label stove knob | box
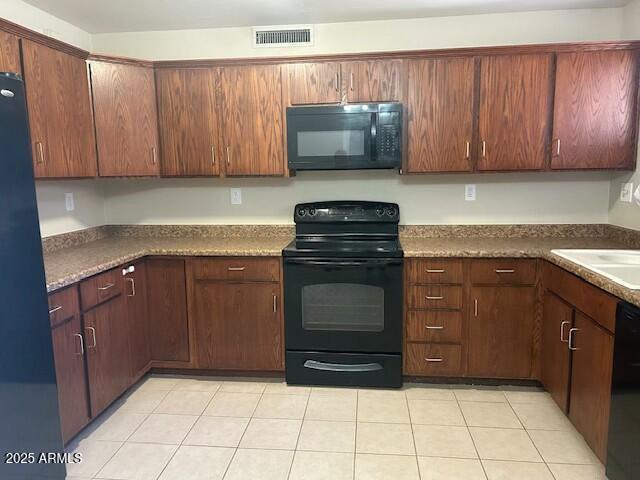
[308,208,317,216]
[376,206,385,217]
[386,207,397,217]
[297,208,306,217]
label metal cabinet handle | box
[97,283,115,291]
[48,305,63,315]
[426,269,445,273]
[426,325,444,330]
[86,327,97,348]
[568,328,579,351]
[35,141,45,164]
[226,146,230,166]
[335,72,340,92]
[304,360,382,372]
[152,147,157,164]
[481,140,486,158]
[126,278,136,297]
[349,72,354,91]
[73,333,84,355]
[560,320,570,342]
[227,266,245,271]
[465,141,470,159]
[211,146,216,165]
[426,296,444,300]
[474,298,478,317]
[554,138,561,157]
[425,358,443,362]
[273,295,277,313]
[495,269,515,274]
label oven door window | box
[301,283,384,332]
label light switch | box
[230,188,242,205]
[65,192,75,211]
[620,182,633,203]
[465,184,476,201]
[634,184,640,206]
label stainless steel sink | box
[551,249,640,290]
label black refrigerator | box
[0,73,66,479]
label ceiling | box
[23,0,631,34]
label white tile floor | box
[64,375,607,480]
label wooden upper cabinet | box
[406,57,475,173]
[478,54,553,171]
[0,31,21,74]
[156,67,220,176]
[219,64,284,176]
[552,50,639,170]
[21,40,97,178]
[344,59,406,103]
[285,62,341,105]
[90,61,160,177]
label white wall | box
[91,7,623,60]
[608,0,640,231]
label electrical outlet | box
[620,182,633,203]
[465,184,476,201]
[64,192,75,211]
[230,188,242,205]
[634,184,640,206]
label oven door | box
[284,257,402,353]
[287,111,375,170]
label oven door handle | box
[303,360,384,372]
[285,259,402,267]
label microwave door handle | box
[370,112,377,160]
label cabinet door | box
[146,259,190,362]
[90,61,160,176]
[569,312,614,462]
[468,286,536,378]
[193,282,283,370]
[552,50,639,170]
[51,315,90,443]
[0,31,21,74]
[219,64,284,176]
[406,57,475,172]
[125,262,150,378]
[285,62,341,105]
[22,40,97,178]
[344,59,405,103]
[84,296,131,415]
[541,291,573,412]
[156,68,220,176]
[478,54,552,171]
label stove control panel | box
[294,201,400,223]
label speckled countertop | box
[43,224,640,308]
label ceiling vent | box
[252,25,314,48]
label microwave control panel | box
[377,111,401,160]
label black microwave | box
[286,103,402,171]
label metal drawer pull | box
[73,334,84,355]
[226,146,230,166]
[426,325,444,330]
[555,138,561,156]
[465,141,470,159]
[568,328,579,351]
[474,298,478,317]
[560,320,570,342]
[273,295,277,313]
[86,327,97,348]
[303,360,383,372]
[495,269,515,273]
[97,283,115,291]
[48,305,63,315]
[126,278,136,297]
[426,269,445,273]
[425,358,443,362]
[481,140,486,157]
[35,141,45,164]
[426,296,444,300]
[227,266,246,271]
[152,147,157,164]
[211,145,216,165]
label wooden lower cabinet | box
[84,296,132,415]
[146,258,190,363]
[51,314,90,443]
[405,343,462,376]
[541,291,573,412]
[124,262,151,378]
[569,312,614,462]
[468,285,536,378]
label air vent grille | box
[253,26,313,48]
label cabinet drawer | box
[470,259,537,285]
[408,285,463,310]
[80,268,123,311]
[193,257,280,282]
[407,259,463,285]
[405,343,462,376]
[48,286,80,327]
[406,311,463,343]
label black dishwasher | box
[607,302,640,480]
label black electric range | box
[283,201,403,388]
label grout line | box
[353,390,358,480]
[285,385,311,480]
[404,389,422,480]
[455,388,489,480]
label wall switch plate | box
[230,188,242,205]
[64,192,75,211]
[634,184,640,206]
[620,182,633,203]
[465,184,476,201]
